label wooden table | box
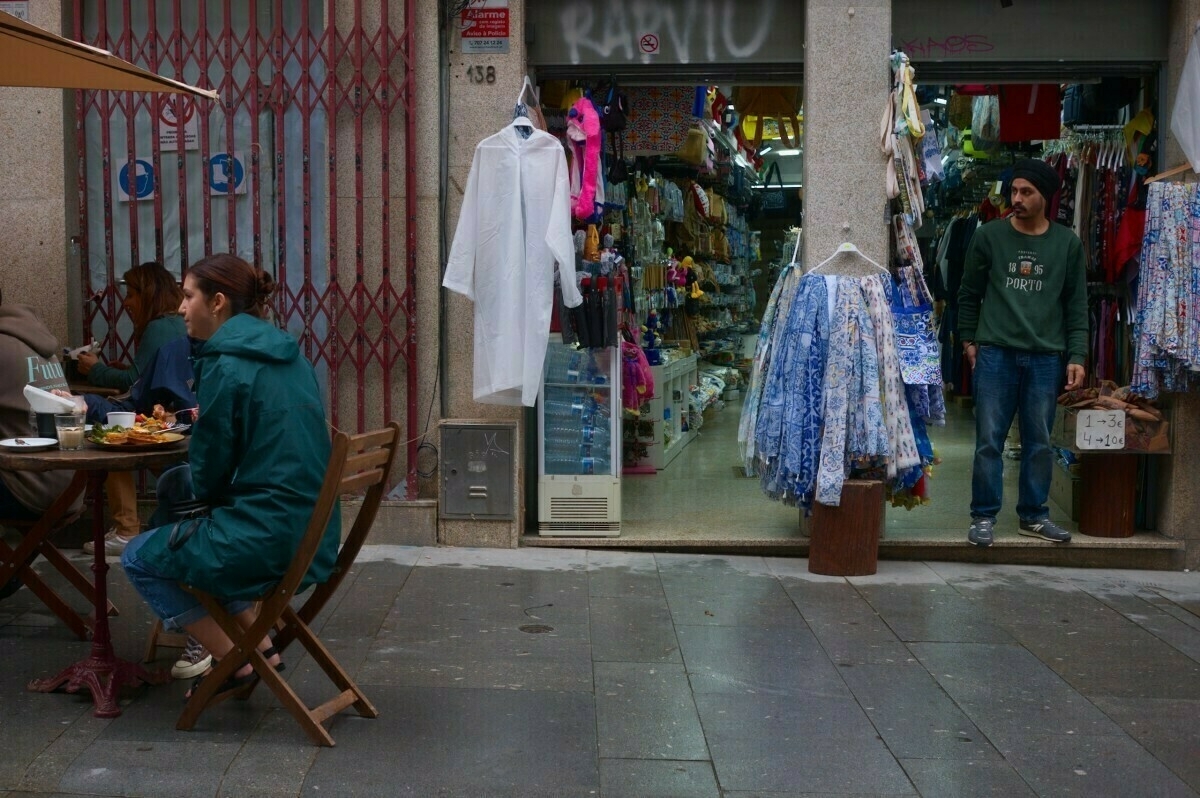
[0,442,189,717]
[68,382,124,398]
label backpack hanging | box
[599,77,628,132]
[607,132,629,184]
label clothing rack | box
[1068,124,1126,131]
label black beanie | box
[1010,158,1061,203]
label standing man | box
[958,158,1088,548]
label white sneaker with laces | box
[171,637,213,680]
[82,529,133,556]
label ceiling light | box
[934,97,948,105]
[759,144,774,155]
[772,149,801,157]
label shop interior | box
[527,67,1165,546]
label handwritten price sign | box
[1076,409,1125,450]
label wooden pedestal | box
[1079,453,1137,538]
[809,479,884,576]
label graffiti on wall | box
[553,0,781,64]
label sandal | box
[184,660,256,702]
[183,647,286,702]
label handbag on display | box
[678,126,709,166]
[599,77,628,132]
[607,133,629,184]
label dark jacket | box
[0,305,76,513]
[136,314,338,599]
[83,335,198,424]
[85,314,187,390]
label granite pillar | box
[803,0,892,274]
[438,0,531,547]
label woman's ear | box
[211,291,231,318]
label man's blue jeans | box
[971,345,1063,523]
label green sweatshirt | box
[86,314,187,389]
[957,219,1089,365]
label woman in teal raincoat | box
[122,253,338,696]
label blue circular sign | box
[209,153,245,193]
[118,159,155,200]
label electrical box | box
[439,421,516,520]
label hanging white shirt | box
[443,124,582,407]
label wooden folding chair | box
[176,422,400,746]
[0,472,117,639]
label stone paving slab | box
[0,547,1199,797]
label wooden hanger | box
[1146,162,1196,184]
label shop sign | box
[461,0,510,55]
[1075,409,1125,450]
[158,96,198,151]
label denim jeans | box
[120,464,251,630]
[971,345,1063,522]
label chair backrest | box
[264,422,401,613]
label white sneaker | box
[82,529,133,556]
[171,637,213,680]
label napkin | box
[23,384,79,413]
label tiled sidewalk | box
[1,546,1199,797]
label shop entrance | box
[519,0,1173,554]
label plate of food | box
[0,437,59,452]
[89,424,187,448]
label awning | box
[0,11,217,98]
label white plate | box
[0,437,59,452]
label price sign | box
[1076,409,1125,450]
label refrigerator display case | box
[537,337,621,536]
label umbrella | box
[0,11,216,98]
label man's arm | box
[1062,237,1089,390]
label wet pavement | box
[1,545,1199,797]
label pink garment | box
[568,98,601,221]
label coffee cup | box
[107,411,136,429]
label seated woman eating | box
[121,253,339,698]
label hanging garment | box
[443,125,581,407]
[998,84,1062,142]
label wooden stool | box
[809,479,884,576]
[1079,453,1138,538]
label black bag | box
[759,161,787,212]
[599,78,628,132]
[166,499,211,551]
[607,133,629,184]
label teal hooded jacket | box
[136,313,338,600]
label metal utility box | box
[439,421,516,520]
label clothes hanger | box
[809,242,889,275]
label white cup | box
[107,411,136,429]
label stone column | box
[1159,0,1200,568]
[803,0,892,272]
[0,5,70,346]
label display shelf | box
[642,354,698,470]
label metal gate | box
[71,0,419,497]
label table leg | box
[27,471,169,717]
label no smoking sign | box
[639,33,659,54]
[158,96,198,151]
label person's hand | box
[964,342,977,369]
[76,351,99,375]
[1065,363,1086,391]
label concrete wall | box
[0,4,71,345]
[1161,0,1200,568]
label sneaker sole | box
[1017,528,1071,543]
[171,655,213,680]
[967,538,993,548]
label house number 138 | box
[468,65,496,84]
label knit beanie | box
[1010,158,1061,203]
